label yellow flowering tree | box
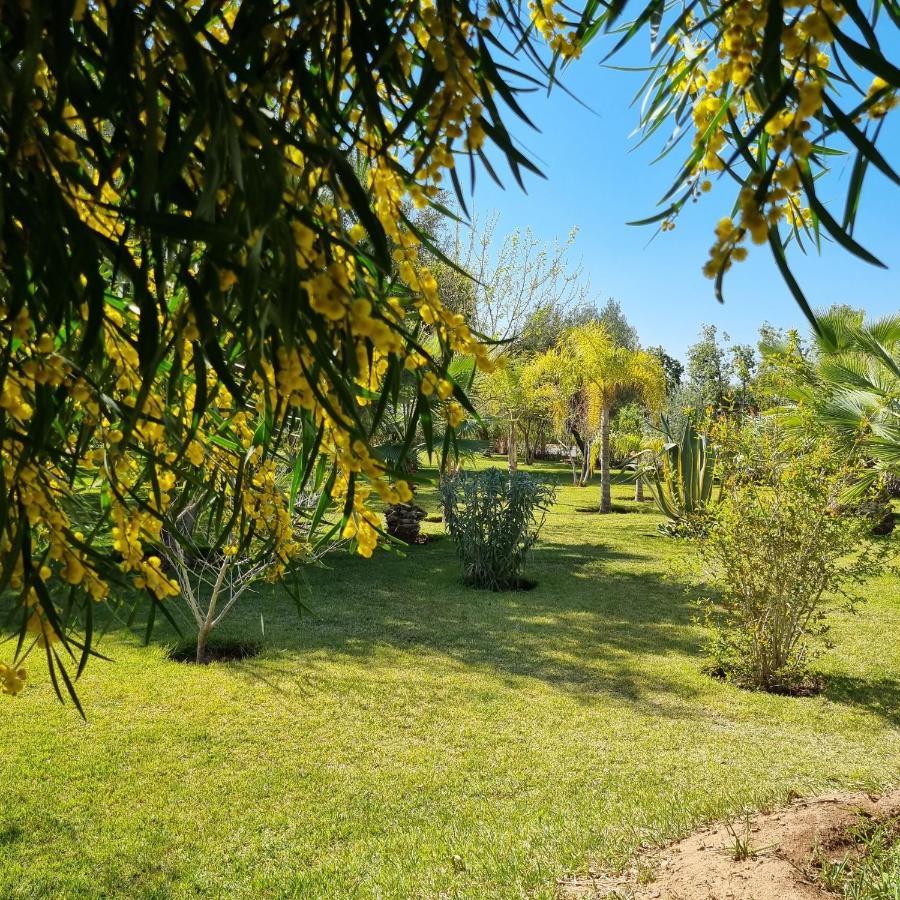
[0,0,534,702]
[157,408,342,664]
[576,0,900,319]
[2,1,899,703]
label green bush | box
[697,430,886,693]
[440,468,556,590]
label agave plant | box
[645,416,719,533]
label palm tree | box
[567,324,666,513]
[772,308,900,498]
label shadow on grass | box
[825,674,900,729]
[0,826,23,848]
[102,532,711,715]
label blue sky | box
[469,40,900,361]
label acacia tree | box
[160,434,332,664]
[0,1,526,699]
[2,1,899,701]
[566,324,666,513]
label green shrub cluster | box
[440,468,556,591]
[697,425,887,693]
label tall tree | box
[729,343,759,415]
[566,324,666,513]
[450,214,589,347]
[648,346,685,396]
[686,325,734,414]
[597,299,640,350]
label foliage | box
[697,430,886,693]
[5,0,558,698]
[685,324,736,414]
[772,307,900,497]
[598,0,900,321]
[158,437,329,663]
[561,324,666,510]
[817,818,900,900]
[596,299,640,351]
[756,325,810,409]
[372,349,480,476]
[5,0,900,702]
[449,215,589,348]
[610,403,649,463]
[481,354,557,468]
[648,346,685,396]
[646,415,719,533]
[439,468,555,590]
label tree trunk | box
[196,560,227,664]
[634,474,644,502]
[571,429,589,486]
[196,623,211,664]
[599,403,612,513]
[507,422,517,471]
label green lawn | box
[2,461,898,899]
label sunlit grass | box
[1,460,898,898]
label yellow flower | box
[0,663,27,696]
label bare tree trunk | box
[507,422,517,471]
[634,474,644,502]
[571,430,590,486]
[196,625,209,664]
[599,403,612,513]
[196,558,228,663]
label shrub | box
[440,468,556,590]
[697,430,886,693]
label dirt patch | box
[557,789,900,900]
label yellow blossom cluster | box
[651,0,892,279]
[0,663,27,696]
[2,1,517,694]
[529,1,583,59]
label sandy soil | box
[557,790,900,900]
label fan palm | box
[773,308,900,497]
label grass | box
[1,459,898,899]
[818,817,900,899]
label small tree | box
[159,432,337,664]
[482,355,555,470]
[610,403,658,501]
[697,427,886,693]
